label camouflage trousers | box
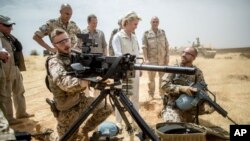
[161,106,194,123]
[56,95,112,140]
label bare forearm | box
[33,34,55,52]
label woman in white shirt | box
[112,11,141,127]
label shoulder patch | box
[39,25,48,33]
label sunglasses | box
[182,51,195,57]
[54,38,70,45]
[2,24,13,27]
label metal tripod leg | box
[60,88,160,141]
[109,89,134,134]
[59,89,109,141]
[117,90,160,141]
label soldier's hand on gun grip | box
[179,86,197,96]
[96,77,114,85]
[103,79,114,85]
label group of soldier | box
[0,3,215,141]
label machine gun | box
[70,33,195,81]
[60,34,196,141]
[176,81,238,125]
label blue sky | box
[1,0,250,55]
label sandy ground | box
[9,53,250,140]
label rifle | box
[190,82,238,125]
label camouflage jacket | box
[161,65,208,114]
[142,29,169,65]
[35,17,81,48]
[47,53,85,111]
[161,65,206,101]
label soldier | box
[161,47,214,123]
[79,14,107,97]
[108,18,122,56]
[142,16,169,100]
[46,28,112,141]
[80,14,107,55]
[33,3,81,53]
[112,11,141,129]
[0,15,34,125]
[0,47,15,140]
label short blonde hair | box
[122,11,141,27]
[50,28,67,43]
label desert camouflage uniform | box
[161,65,208,123]
[80,28,107,54]
[35,17,81,48]
[142,29,169,97]
[47,53,112,140]
[0,32,28,121]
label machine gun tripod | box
[59,53,196,140]
[60,80,160,141]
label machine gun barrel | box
[134,64,196,75]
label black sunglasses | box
[182,51,195,57]
[2,24,13,27]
